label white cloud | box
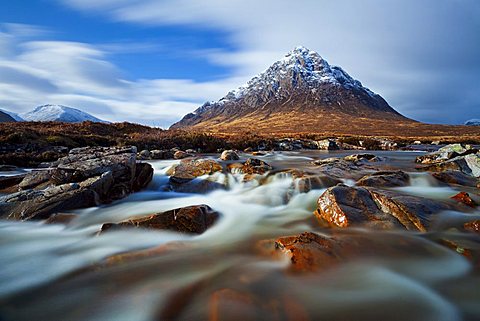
[58,0,480,124]
[0,28,240,126]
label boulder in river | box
[174,150,191,159]
[315,185,454,231]
[432,170,479,187]
[100,204,219,234]
[344,153,382,162]
[415,144,477,164]
[356,170,410,188]
[220,150,240,161]
[167,158,223,184]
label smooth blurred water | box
[0,151,479,321]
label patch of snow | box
[465,119,480,126]
[20,104,108,123]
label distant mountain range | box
[0,110,15,122]
[465,119,480,126]
[0,105,107,123]
[171,46,411,133]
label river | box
[0,151,479,320]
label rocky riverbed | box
[0,145,479,321]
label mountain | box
[0,110,16,123]
[465,119,480,126]
[0,109,24,121]
[171,46,411,133]
[21,104,107,123]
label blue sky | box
[0,0,479,127]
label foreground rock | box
[0,146,153,220]
[451,192,478,208]
[167,158,222,183]
[101,205,219,234]
[315,184,454,231]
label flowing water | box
[0,151,479,321]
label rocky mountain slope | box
[465,119,480,126]
[171,46,412,133]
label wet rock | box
[101,205,219,234]
[0,183,97,220]
[312,158,367,179]
[167,158,223,183]
[451,192,478,208]
[242,158,273,175]
[243,147,253,153]
[220,150,239,161]
[316,139,339,150]
[138,149,151,159]
[0,174,26,193]
[356,170,410,188]
[464,220,480,234]
[0,146,153,220]
[315,185,453,231]
[251,151,266,156]
[415,144,476,164]
[132,162,153,192]
[278,169,341,192]
[432,170,479,187]
[344,153,379,162]
[368,189,452,231]
[464,153,480,177]
[174,150,191,159]
[315,185,403,229]
[44,213,78,225]
[0,165,19,171]
[274,232,344,272]
[19,170,51,190]
[150,149,174,160]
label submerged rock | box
[0,146,153,220]
[356,170,410,187]
[101,205,219,234]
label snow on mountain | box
[21,105,108,123]
[465,119,480,126]
[194,46,379,114]
[0,109,23,121]
[172,46,403,131]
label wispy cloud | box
[0,26,242,127]
[58,0,480,124]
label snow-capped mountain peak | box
[171,46,404,131]
[21,104,107,123]
[196,46,376,114]
[0,108,23,121]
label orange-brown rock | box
[208,288,310,321]
[451,192,478,208]
[315,185,453,231]
[315,185,403,229]
[242,158,273,175]
[100,204,219,234]
[167,158,223,183]
[464,220,480,233]
[44,213,77,224]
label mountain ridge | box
[171,46,411,132]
